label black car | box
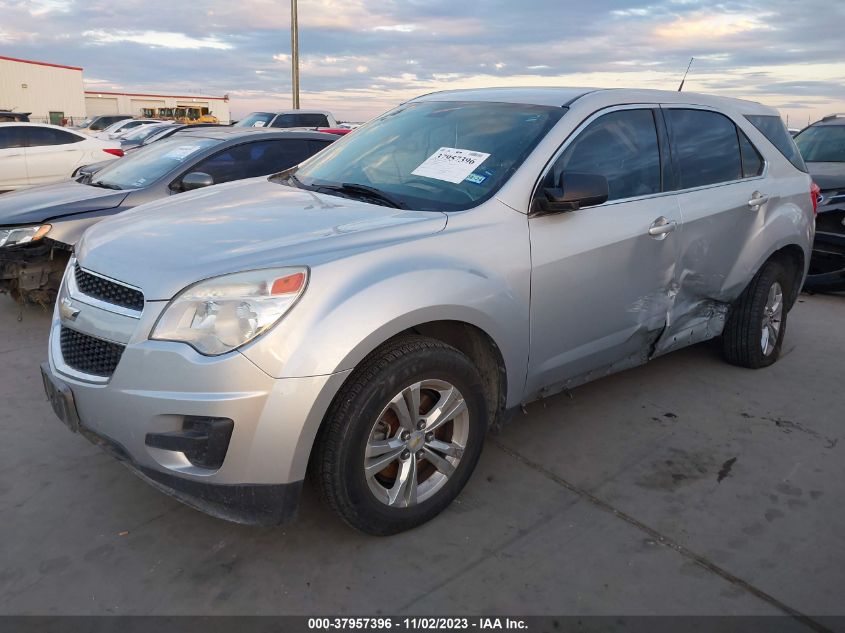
[794,114,845,291]
[0,128,337,303]
[0,111,30,123]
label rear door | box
[24,127,87,185]
[0,126,29,190]
[526,106,682,397]
[657,106,769,351]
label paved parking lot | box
[1,293,843,618]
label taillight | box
[103,148,124,157]
[810,181,820,216]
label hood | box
[0,181,129,226]
[807,162,845,192]
[77,178,448,300]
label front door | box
[526,106,682,399]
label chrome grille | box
[60,326,125,377]
[74,264,144,311]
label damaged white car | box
[42,88,814,534]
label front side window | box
[546,108,661,202]
[25,127,82,147]
[290,101,566,211]
[665,109,742,189]
[90,137,222,189]
[794,125,845,163]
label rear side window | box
[550,109,661,202]
[0,126,26,149]
[25,127,83,147]
[191,139,322,185]
[665,109,742,188]
[745,114,807,172]
[739,130,764,177]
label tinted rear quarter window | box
[25,127,82,146]
[745,114,807,172]
[739,129,764,177]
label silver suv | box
[41,88,815,534]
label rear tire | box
[722,260,791,369]
[313,335,488,535]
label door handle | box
[648,216,677,239]
[748,192,769,208]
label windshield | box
[235,112,275,128]
[795,125,845,163]
[90,137,222,189]
[122,123,171,141]
[74,118,95,128]
[289,101,565,211]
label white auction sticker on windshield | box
[412,147,491,184]
[163,145,202,160]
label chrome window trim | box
[530,103,770,213]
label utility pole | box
[290,0,300,109]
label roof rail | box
[821,113,845,121]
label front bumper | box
[45,277,349,525]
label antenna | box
[677,57,694,92]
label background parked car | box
[0,111,30,123]
[117,121,178,150]
[94,118,163,140]
[0,123,123,193]
[71,123,224,179]
[0,128,338,302]
[235,110,338,129]
[71,114,132,135]
[794,114,845,291]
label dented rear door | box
[654,106,768,355]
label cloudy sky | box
[2,0,844,125]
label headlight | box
[0,225,51,248]
[150,267,308,355]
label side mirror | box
[535,171,609,214]
[180,172,214,192]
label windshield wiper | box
[88,181,123,190]
[318,183,407,209]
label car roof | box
[411,86,777,115]
[170,127,339,141]
[810,114,845,127]
[0,122,81,130]
[250,110,333,116]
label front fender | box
[240,202,531,409]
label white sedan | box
[0,123,124,192]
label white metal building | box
[0,55,86,124]
[84,91,231,124]
[0,54,231,125]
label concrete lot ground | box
[1,293,843,620]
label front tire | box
[722,260,791,369]
[313,336,488,535]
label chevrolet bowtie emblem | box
[60,297,80,322]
